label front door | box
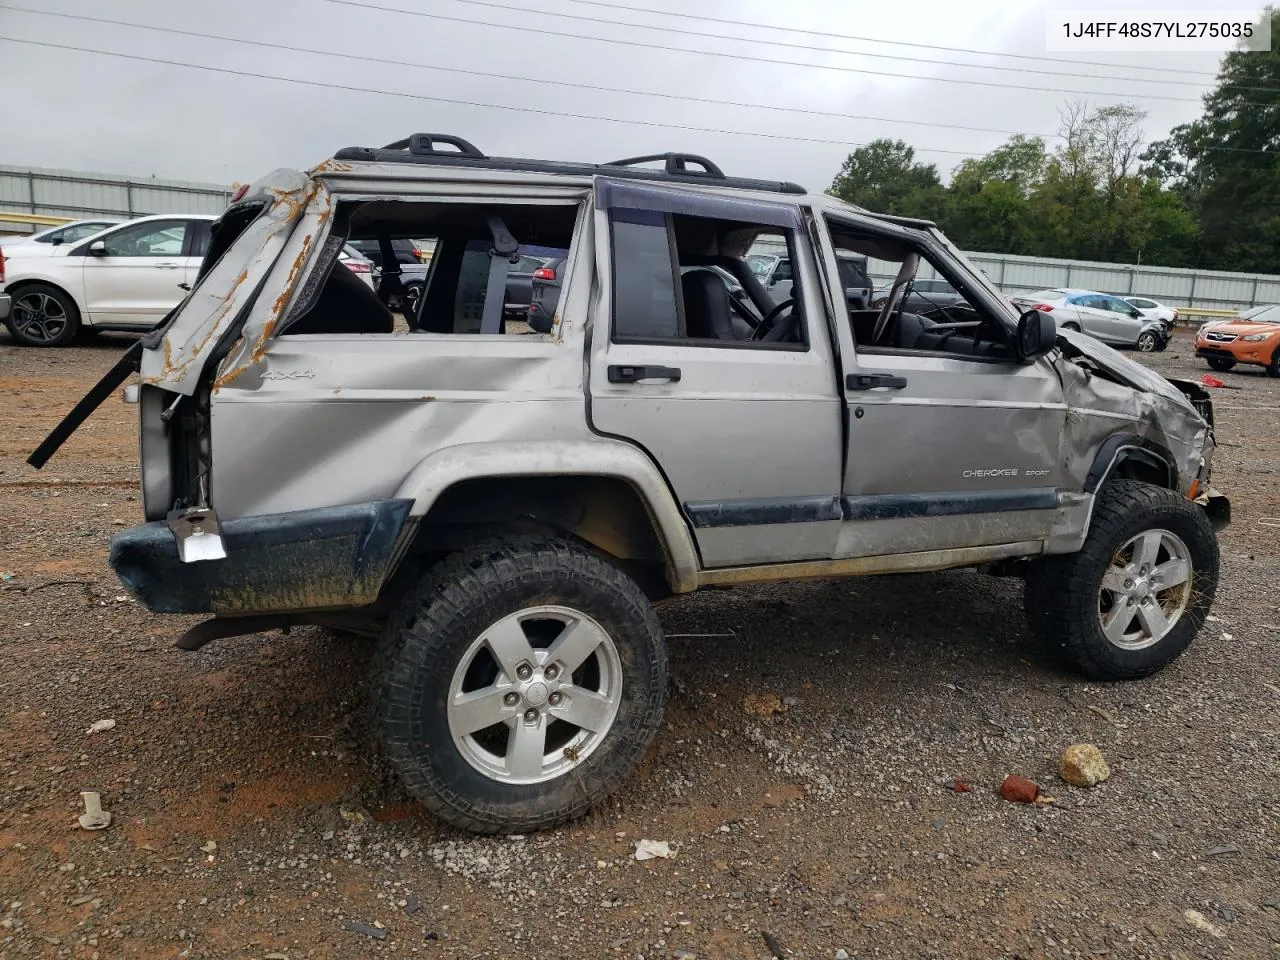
[588,180,843,568]
[817,214,1068,560]
[79,218,194,327]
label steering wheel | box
[750,297,795,341]
[872,281,911,345]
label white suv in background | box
[0,218,124,256]
[0,214,215,346]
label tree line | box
[827,9,1280,274]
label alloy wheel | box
[12,292,69,343]
[446,605,623,784]
[1097,528,1193,650]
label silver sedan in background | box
[1010,288,1171,352]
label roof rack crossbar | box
[605,153,725,179]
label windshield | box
[1243,304,1280,323]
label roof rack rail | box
[331,134,806,195]
[381,133,487,159]
[605,153,725,179]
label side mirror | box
[1014,309,1057,362]
[1129,308,1142,319]
[88,240,106,257]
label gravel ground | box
[0,329,1277,960]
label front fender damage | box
[1049,331,1219,548]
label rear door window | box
[611,217,680,340]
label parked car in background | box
[1195,302,1280,375]
[504,252,558,319]
[836,252,873,309]
[873,276,968,313]
[0,218,124,256]
[0,214,215,346]
[1123,295,1178,326]
[745,252,794,302]
[527,255,565,332]
[339,244,376,291]
[347,237,429,311]
[746,250,871,309]
[1009,288,1170,352]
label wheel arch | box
[393,440,700,594]
[1084,434,1177,495]
[4,276,85,318]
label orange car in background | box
[1195,304,1280,376]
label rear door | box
[79,219,193,327]
[588,180,843,568]
[1102,295,1144,344]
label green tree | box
[1142,8,1280,271]
[945,136,1047,252]
[827,139,944,218]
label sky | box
[0,0,1255,192]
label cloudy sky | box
[0,0,1253,191]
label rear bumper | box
[110,499,414,615]
[0,293,11,321]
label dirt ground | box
[0,328,1276,960]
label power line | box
[3,30,1271,162]
[0,4,1059,141]
[440,0,1223,89]
[0,36,999,161]
[323,0,1225,103]
[530,0,1222,79]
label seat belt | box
[376,235,410,316]
[479,215,519,335]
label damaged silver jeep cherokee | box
[32,134,1230,834]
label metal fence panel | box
[0,164,230,235]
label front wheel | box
[1207,356,1236,372]
[6,284,80,347]
[377,536,668,833]
[1267,349,1280,378]
[1025,480,1219,680]
[1136,331,1158,352]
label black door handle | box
[608,364,682,383]
[846,372,908,391]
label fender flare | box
[1084,433,1177,494]
[394,439,700,593]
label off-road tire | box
[5,283,80,347]
[1024,480,1219,680]
[1206,356,1236,372]
[377,535,667,833]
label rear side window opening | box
[609,209,808,350]
[279,199,578,337]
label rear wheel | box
[1061,321,1081,332]
[377,536,667,833]
[1207,356,1236,372]
[6,284,80,347]
[1025,480,1218,680]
